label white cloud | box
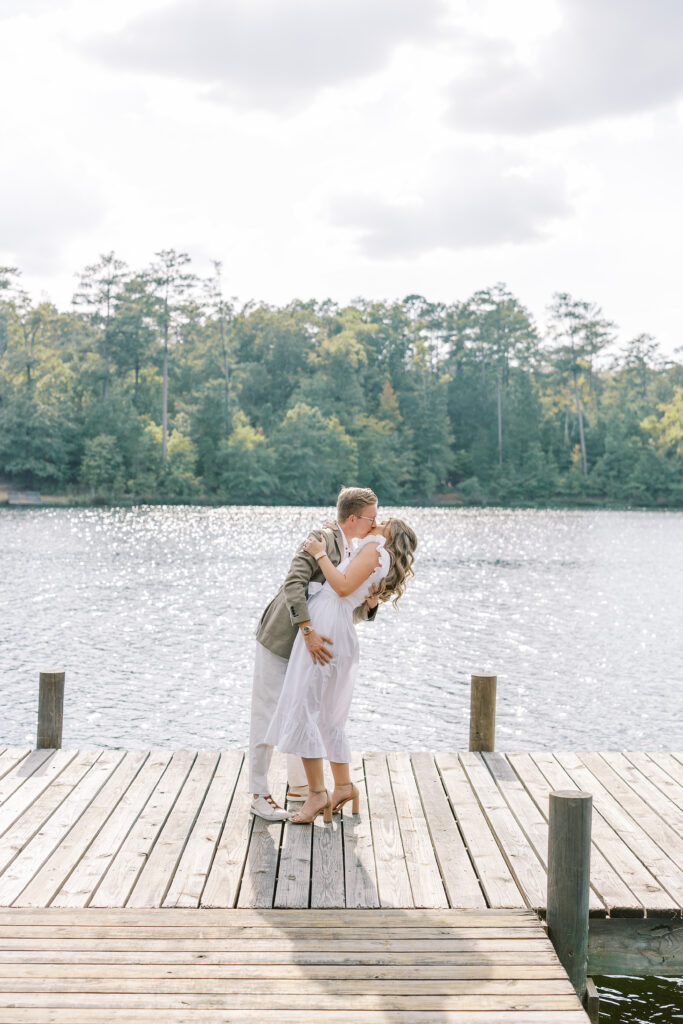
[0,0,54,17]
[85,0,445,112]
[448,0,683,133]
[0,153,105,274]
[329,149,571,257]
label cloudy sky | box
[1,0,682,354]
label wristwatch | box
[302,625,313,636]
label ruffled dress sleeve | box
[346,535,390,607]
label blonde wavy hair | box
[376,518,418,607]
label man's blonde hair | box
[336,486,378,522]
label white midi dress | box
[264,534,390,763]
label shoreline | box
[1,494,682,512]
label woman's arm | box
[303,537,380,598]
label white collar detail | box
[335,521,352,557]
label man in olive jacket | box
[249,486,379,821]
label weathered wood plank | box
[588,917,683,976]
[0,949,562,966]
[51,751,172,908]
[387,753,448,909]
[411,753,485,909]
[0,977,575,994]
[16,752,147,908]
[311,808,345,909]
[660,752,683,781]
[341,752,379,909]
[273,797,312,909]
[584,753,683,869]
[0,963,569,981]
[458,752,547,910]
[127,751,220,909]
[531,752,668,916]
[556,751,683,909]
[0,992,584,1010]
[437,752,524,909]
[201,756,253,908]
[0,751,76,841]
[0,925,546,941]
[162,751,243,908]
[482,752,569,908]
[89,751,196,908]
[506,752,626,916]
[626,752,683,810]
[0,749,56,810]
[236,753,287,908]
[363,753,413,908]
[482,754,548,860]
[0,753,102,883]
[0,751,121,907]
[0,935,553,952]
[0,749,31,785]
[0,907,538,926]
[0,1011,590,1023]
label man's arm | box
[282,529,335,665]
[281,530,324,628]
[353,584,379,624]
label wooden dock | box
[1,747,681,915]
[0,908,590,1022]
[0,746,682,1021]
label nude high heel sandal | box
[290,788,333,825]
[332,783,359,815]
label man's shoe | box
[286,785,310,802]
[250,794,290,821]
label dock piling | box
[37,671,65,749]
[469,673,497,751]
[547,789,592,1006]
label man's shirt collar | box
[335,521,352,557]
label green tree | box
[642,387,683,458]
[217,412,275,501]
[589,414,641,498]
[272,402,357,503]
[401,371,453,497]
[110,276,157,400]
[80,434,125,494]
[292,306,369,428]
[459,284,537,466]
[207,259,234,440]
[0,392,72,487]
[353,413,413,502]
[146,250,197,466]
[546,293,595,476]
[73,252,129,398]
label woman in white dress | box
[264,518,417,824]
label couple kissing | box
[249,486,417,825]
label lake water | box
[1,505,682,1022]
[1,505,681,751]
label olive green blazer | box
[255,525,376,659]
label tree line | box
[1,251,682,506]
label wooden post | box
[37,671,65,749]
[585,977,600,1024]
[547,790,592,1005]
[469,674,496,751]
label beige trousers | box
[249,641,308,794]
